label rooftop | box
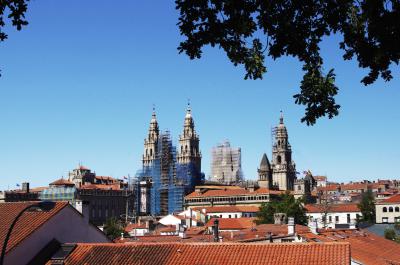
[0,201,68,253]
[379,194,400,204]
[300,229,400,264]
[192,205,259,213]
[305,203,361,213]
[49,242,350,265]
[206,217,256,230]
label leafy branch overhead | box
[0,0,30,75]
[176,0,400,125]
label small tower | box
[142,107,159,167]
[258,153,272,189]
[271,111,297,190]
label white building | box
[193,205,259,219]
[376,194,400,223]
[305,203,361,229]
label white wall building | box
[376,194,400,223]
[305,204,361,229]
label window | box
[297,185,301,191]
[329,216,332,223]
[277,155,282,164]
[219,215,222,218]
[382,217,389,223]
[228,215,231,218]
[335,216,339,223]
[347,214,351,223]
[395,217,400,222]
[389,207,394,212]
[235,214,238,218]
[396,207,400,212]
[383,207,388,212]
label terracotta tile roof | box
[50,178,75,186]
[305,204,361,213]
[0,201,68,253]
[340,183,367,191]
[186,187,283,198]
[206,217,256,230]
[125,223,147,232]
[192,205,259,213]
[300,229,400,264]
[55,242,350,265]
[158,226,177,233]
[315,176,327,181]
[30,186,49,192]
[79,184,120,190]
[95,176,116,181]
[379,194,400,204]
[317,185,340,192]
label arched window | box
[395,207,399,212]
[278,140,280,146]
[181,146,183,153]
[150,148,153,156]
[277,155,282,164]
[146,149,148,156]
[185,145,188,153]
[383,207,388,212]
[389,207,394,212]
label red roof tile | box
[192,205,259,213]
[186,187,284,198]
[79,184,120,190]
[380,194,400,204]
[50,178,75,186]
[305,204,360,213]
[0,201,68,253]
[300,229,400,264]
[206,217,256,230]
[125,223,147,232]
[56,242,350,265]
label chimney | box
[189,208,193,228]
[22,182,29,193]
[267,232,273,243]
[310,220,318,235]
[287,217,295,235]
[213,219,219,242]
[274,213,286,225]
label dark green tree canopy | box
[357,190,375,224]
[176,0,400,125]
[256,191,308,225]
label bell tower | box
[176,103,201,171]
[142,107,159,167]
[271,112,296,190]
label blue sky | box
[0,1,399,190]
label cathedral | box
[258,112,297,191]
[136,104,203,216]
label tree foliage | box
[176,0,400,125]
[0,0,30,76]
[256,191,307,225]
[357,190,375,224]
[103,217,124,240]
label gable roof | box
[0,201,69,253]
[50,178,75,186]
[52,242,350,265]
[305,204,361,213]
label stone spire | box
[271,111,296,190]
[177,103,201,169]
[142,107,160,167]
[258,153,272,188]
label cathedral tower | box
[271,112,296,190]
[176,103,201,170]
[142,108,159,167]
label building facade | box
[210,141,243,184]
[376,194,400,223]
[258,112,297,191]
